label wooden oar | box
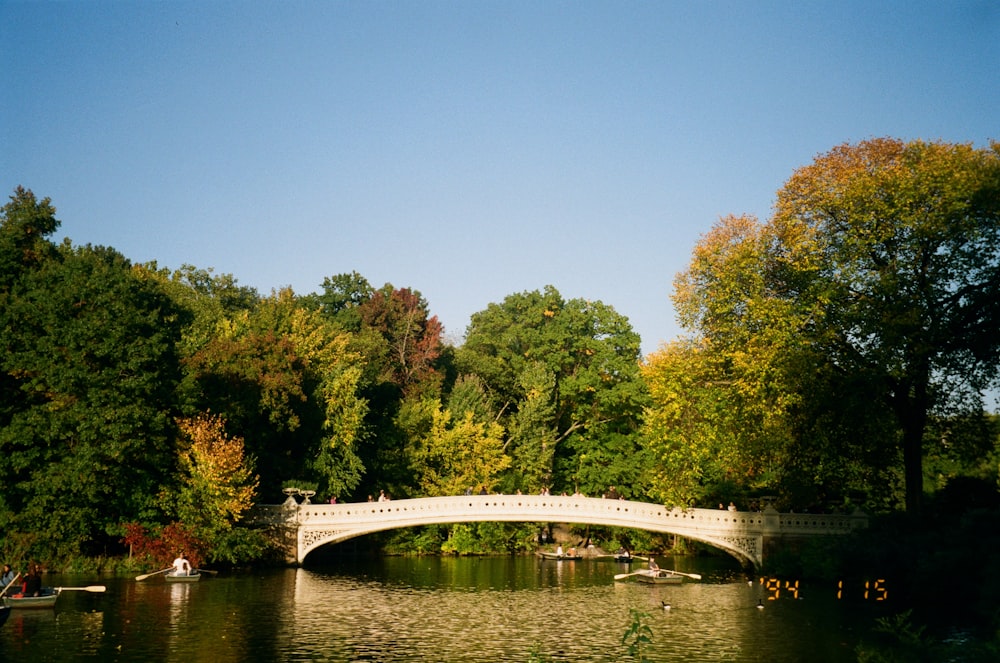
[613,571,646,580]
[663,569,702,580]
[55,585,107,593]
[135,568,172,581]
[195,569,218,575]
[1,573,21,597]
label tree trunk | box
[894,379,929,515]
[901,416,925,515]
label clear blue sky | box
[3,1,997,354]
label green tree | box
[181,324,311,497]
[0,186,59,290]
[458,286,648,496]
[314,271,374,332]
[148,263,260,358]
[180,288,367,501]
[505,361,558,492]
[0,242,187,559]
[405,400,509,497]
[286,302,367,499]
[770,139,1000,513]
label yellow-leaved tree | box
[406,400,510,497]
[173,414,259,560]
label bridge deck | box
[252,494,867,568]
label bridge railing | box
[251,494,867,536]
[251,495,867,568]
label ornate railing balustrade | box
[251,494,867,568]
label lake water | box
[1,554,895,662]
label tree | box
[405,400,509,497]
[0,241,187,559]
[0,186,59,290]
[665,214,837,507]
[505,362,558,492]
[180,288,367,501]
[314,271,374,332]
[169,414,259,560]
[642,339,740,507]
[182,326,311,496]
[336,282,446,499]
[285,302,367,499]
[458,286,648,496]
[147,263,260,357]
[770,139,1000,513]
[0,187,62,448]
[668,140,1000,514]
[358,285,444,397]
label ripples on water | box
[0,556,881,662]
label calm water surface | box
[1,555,893,662]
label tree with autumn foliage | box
[642,338,746,507]
[657,139,1000,513]
[180,288,367,502]
[167,414,262,563]
[316,276,447,499]
[358,285,445,397]
[403,400,509,497]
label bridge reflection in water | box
[281,559,869,663]
[253,495,867,568]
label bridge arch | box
[250,495,866,569]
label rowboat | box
[2,588,61,608]
[165,571,201,583]
[633,569,683,585]
[0,605,10,627]
[538,551,583,561]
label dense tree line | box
[2,137,999,568]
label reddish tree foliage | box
[121,522,207,568]
[359,287,443,395]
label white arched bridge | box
[251,494,867,569]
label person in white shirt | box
[172,554,192,576]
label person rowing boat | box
[171,553,192,577]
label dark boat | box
[2,588,61,609]
[614,554,640,563]
[0,605,10,626]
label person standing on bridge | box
[378,490,387,502]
